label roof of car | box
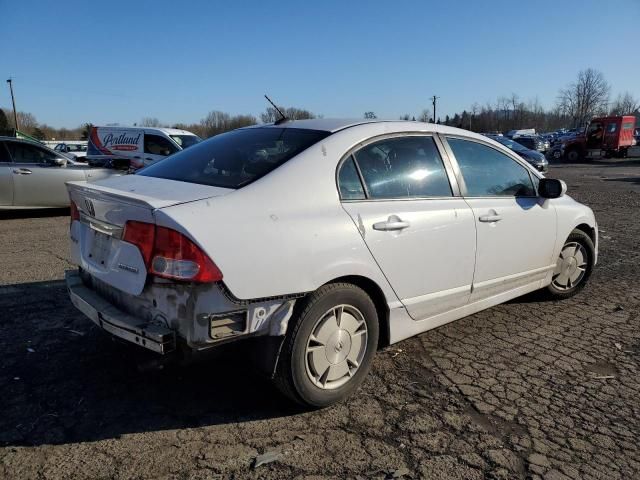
[93,126,196,136]
[248,118,487,138]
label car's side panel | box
[13,164,86,207]
[463,197,558,301]
[341,199,476,320]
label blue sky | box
[2,0,639,127]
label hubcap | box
[305,305,368,390]
[552,242,588,291]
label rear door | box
[444,137,557,301]
[338,134,476,320]
[6,141,85,207]
[143,133,179,166]
[0,142,14,206]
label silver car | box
[0,137,120,209]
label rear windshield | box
[139,127,330,188]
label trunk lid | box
[67,175,232,295]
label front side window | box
[447,138,535,197]
[6,142,58,165]
[337,156,365,200]
[352,136,452,199]
[139,128,330,189]
[607,123,617,133]
[0,142,11,163]
[144,134,178,156]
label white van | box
[87,126,201,170]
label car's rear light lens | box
[122,221,222,283]
[70,201,80,227]
[123,221,155,265]
[150,226,223,282]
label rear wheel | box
[546,229,595,299]
[274,283,379,407]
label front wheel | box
[546,229,595,299]
[274,283,379,407]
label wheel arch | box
[323,275,391,349]
[574,222,596,245]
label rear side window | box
[447,138,535,197]
[352,136,452,199]
[144,134,178,156]
[337,156,366,200]
[139,128,330,189]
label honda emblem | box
[84,199,95,217]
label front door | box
[5,141,82,207]
[445,137,557,301]
[338,135,476,320]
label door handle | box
[373,215,410,231]
[12,168,32,175]
[479,213,502,222]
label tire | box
[546,229,595,300]
[565,148,580,162]
[274,282,379,407]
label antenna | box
[264,94,288,124]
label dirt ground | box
[1,159,639,479]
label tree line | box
[387,69,639,134]
[2,68,638,141]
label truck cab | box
[562,116,636,161]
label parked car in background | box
[505,128,536,138]
[87,126,202,170]
[54,142,88,160]
[634,127,640,145]
[560,116,636,161]
[512,135,547,153]
[65,119,596,407]
[0,137,120,209]
[486,135,548,171]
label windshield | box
[140,127,330,189]
[170,134,201,149]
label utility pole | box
[431,95,439,124]
[6,78,19,131]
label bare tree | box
[200,110,257,137]
[364,111,377,119]
[140,117,162,127]
[557,68,610,127]
[609,92,639,115]
[261,105,316,123]
[418,108,431,123]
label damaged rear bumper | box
[66,270,176,354]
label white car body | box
[65,119,597,379]
[54,142,88,160]
[87,126,201,170]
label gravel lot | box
[1,159,639,479]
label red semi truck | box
[560,115,636,161]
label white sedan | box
[65,119,597,407]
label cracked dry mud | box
[1,160,639,479]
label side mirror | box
[539,178,566,199]
[49,157,68,167]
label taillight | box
[70,201,80,226]
[123,221,155,265]
[122,221,222,283]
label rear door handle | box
[479,214,502,222]
[12,168,32,175]
[373,215,410,231]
